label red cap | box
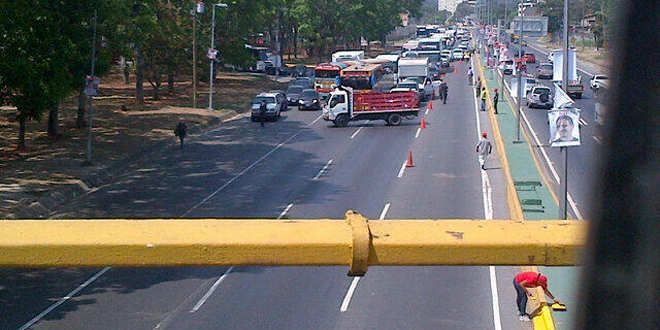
[494,88,498,92]
[482,132,487,137]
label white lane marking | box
[340,202,390,312]
[397,160,407,178]
[350,127,363,139]
[340,277,360,312]
[379,203,391,220]
[277,203,294,220]
[181,115,323,217]
[190,267,234,313]
[415,127,421,139]
[593,136,602,144]
[313,159,333,180]
[567,193,584,220]
[579,118,588,126]
[471,62,503,330]
[18,267,111,330]
[425,108,429,115]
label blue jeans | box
[513,278,528,316]
[481,99,486,111]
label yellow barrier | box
[0,212,585,269]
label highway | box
[501,40,606,221]
[1,62,532,329]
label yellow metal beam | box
[0,215,586,269]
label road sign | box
[207,48,218,60]
[84,76,100,96]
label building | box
[437,0,463,13]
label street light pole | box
[515,2,523,142]
[192,5,197,108]
[208,3,228,110]
[560,0,570,219]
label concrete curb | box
[5,110,245,219]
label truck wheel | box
[334,114,349,127]
[387,113,402,126]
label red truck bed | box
[353,91,419,113]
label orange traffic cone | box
[406,151,415,167]
[454,66,457,74]
[429,101,433,110]
[420,118,426,128]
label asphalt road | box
[2,62,530,330]
[501,42,605,220]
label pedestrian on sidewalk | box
[440,80,448,104]
[513,271,560,322]
[480,87,488,111]
[475,76,482,98]
[466,67,473,85]
[492,88,499,114]
[476,132,492,170]
[259,100,267,127]
[174,121,187,150]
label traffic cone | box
[420,118,426,129]
[406,151,415,167]
[454,66,457,74]
[429,101,433,110]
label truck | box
[557,75,585,99]
[322,86,420,127]
[398,58,433,101]
[332,51,365,63]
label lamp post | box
[192,2,205,108]
[208,2,228,110]
[85,10,98,165]
[515,1,524,143]
[560,0,570,219]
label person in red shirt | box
[513,271,559,321]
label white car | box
[590,75,609,89]
[451,49,464,61]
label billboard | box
[548,108,581,147]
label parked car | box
[537,62,553,79]
[526,86,553,109]
[298,89,322,110]
[590,74,609,89]
[251,93,284,121]
[286,85,304,105]
[268,90,289,110]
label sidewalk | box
[474,51,579,329]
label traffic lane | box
[8,109,333,328]
[161,115,423,329]
[0,268,102,330]
[28,267,230,330]
[336,61,522,330]
[51,109,328,219]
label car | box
[268,90,289,110]
[537,62,553,79]
[251,93,284,121]
[501,59,515,75]
[439,59,450,68]
[405,77,434,101]
[523,53,536,63]
[526,86,553,109]
[590,74,609,89]
[298,89,322,110]
[429,66,441,81]
[441,49,452,59]
[451,49,464,61]
[286,85,304,105]
[292,77,314,89]
[391,80,422,100]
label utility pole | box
[85,10,98,165]
[560,0,570,219]
[192,2,200,108]
[515,2,523,142]
[208,3,228,110]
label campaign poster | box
[548,108,581,147]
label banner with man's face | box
[548,108,581,147]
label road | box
[1,62,531,329]
[501,41,605,220]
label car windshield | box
[398,83,417,90]
[540,64,552,70]
[597,76,608,80]
[535,88,551,94]
[287,86,303,94]
[504,60,514,65]
[254,96,276,104]
[302,90,317,98]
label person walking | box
[480,87,488,111]
[475,76,482,98]
[440,80,448,104]
[476,132,492,170]
[174,121,187,150]
[492,88,499,114]
[513,271,560,322]
[259,100,267,128]
[466,67,474,85]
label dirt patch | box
[0,67,288,218]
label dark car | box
[292,77,314,89]
[298,89,322,110]
[286,85,304,105]
[429,66,441,81]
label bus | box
[314,62,350,98]
[339,63,387,92]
